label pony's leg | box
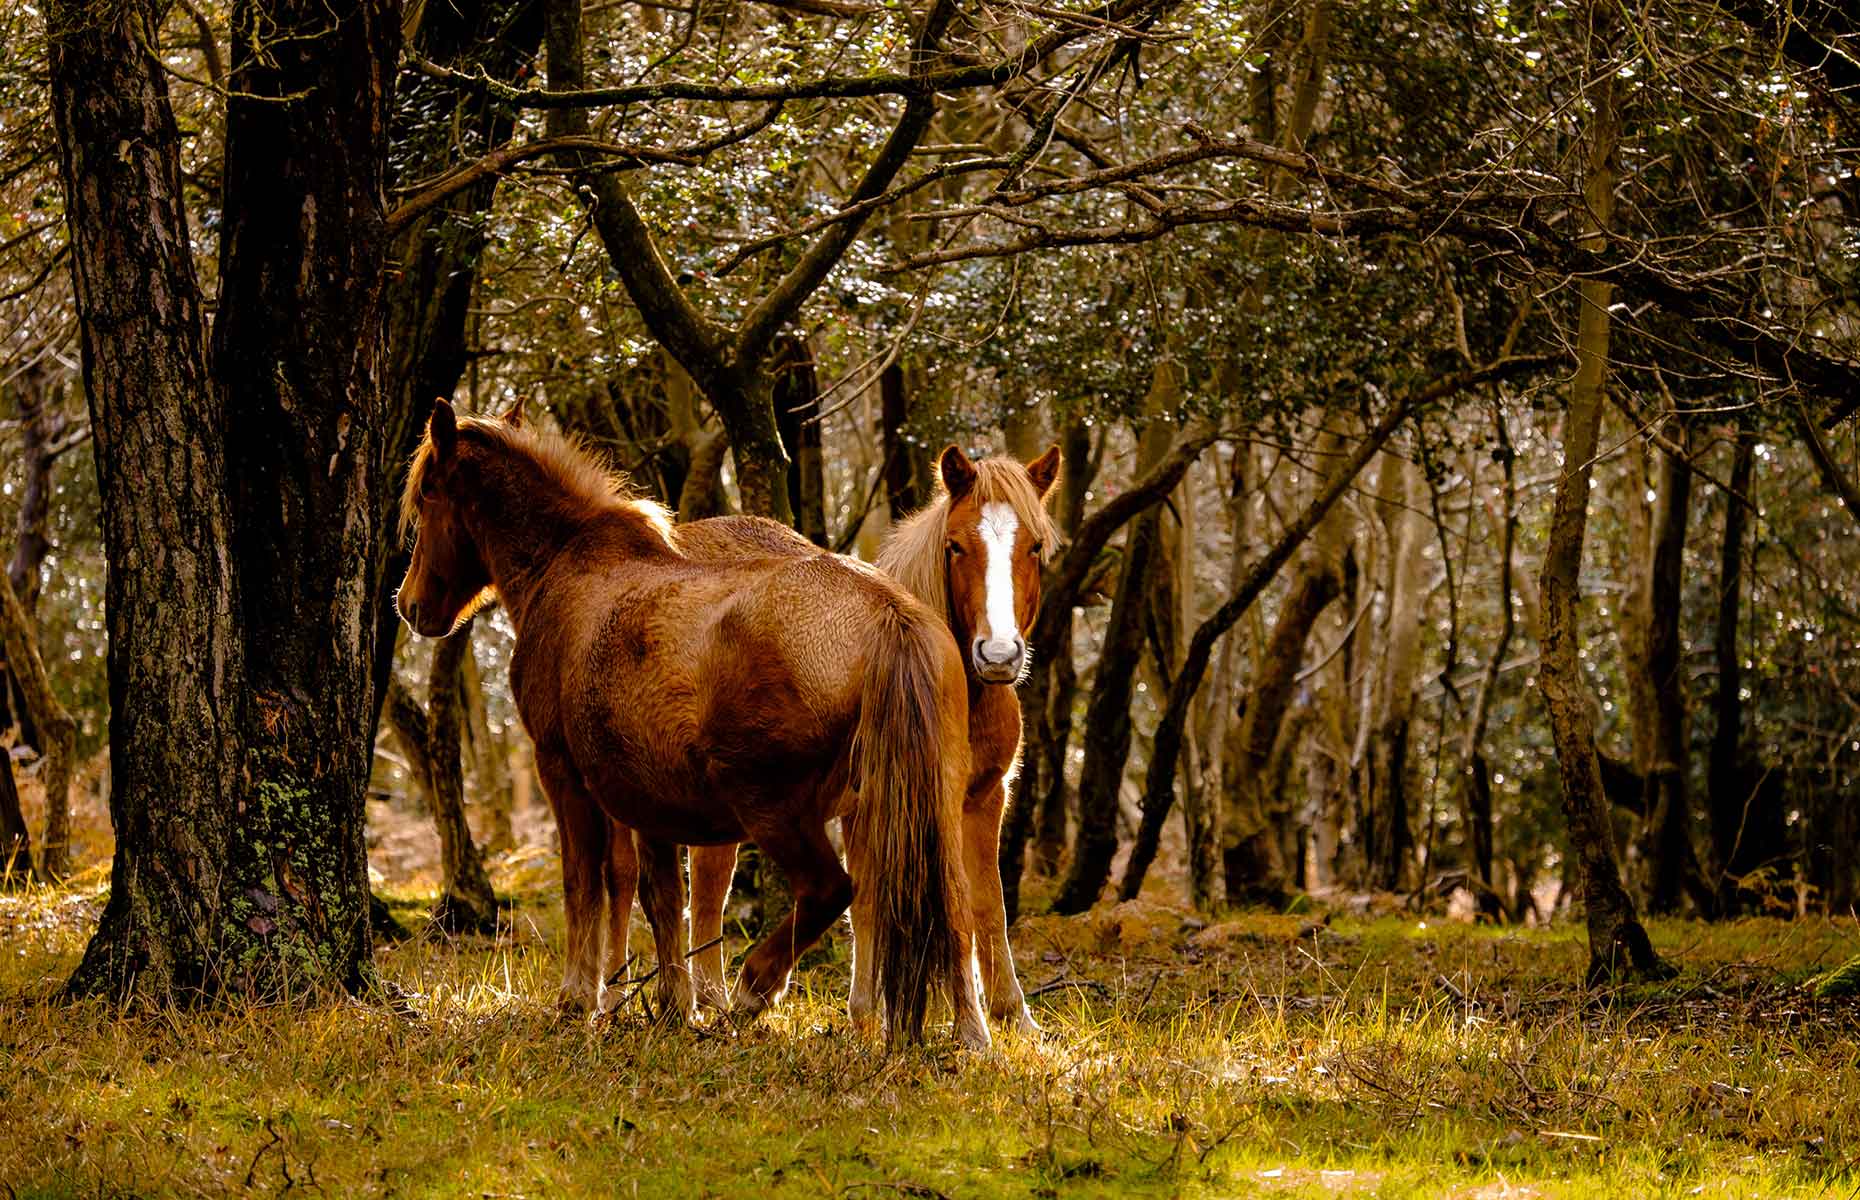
[600,816,639,1010]
[965,779,1037,1034]
[688,843,737,1013]
[539,755,605,1014]
[840,811,880,1037]
[730,819,852,1021]
[635,833,698,1026]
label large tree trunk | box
[54,0,400,1001]
[1535,58,1669,984]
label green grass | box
[3,870,1858,1198]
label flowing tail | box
[852,603,977,1047]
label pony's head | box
[396,399,500,638]
[881,443,1060,685]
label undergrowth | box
[3,865,1857,1198]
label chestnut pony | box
[396,401,986,1048]
[596,444,1059,1033]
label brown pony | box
[396,401,987,1048]
[632,444,1060,1032]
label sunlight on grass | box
[3,873,1857,1198]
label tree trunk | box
[54,0,400,1002]
[1707,426,1780,909]
[424,626,500,935]
[373,0,545,737]
[0,568,77,880]
[1003,420,1218,918]
[1052,494,1161,915]
[1458,407,1516,921]
[1053,359,1184,914]
[1535,58,1670,984]
[1028,419,1098,877]
[1634,430,1703,913]
[0,752,31,886]
[1222,560,1339,906]
[7,371,62,612]
[1,368,65,758]
[879,362,930,518]
[774,335,828,545]
[461,639,515,855]
[1117,376,1462,903]
[1365,453,1427,891]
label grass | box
[3,863,1859,1199]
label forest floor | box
[3,798,1859,1198]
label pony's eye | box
[1030,541,1044,557]
[946,540,964,557]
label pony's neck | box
[462,453,672,628]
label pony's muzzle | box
[973,635,1026,683]
[397,591,446,639]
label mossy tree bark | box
[52,0,401,1001]
[1535,47,1670,984]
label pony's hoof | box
[728,980,771,1024]
[955,1017,993,1053]
[556,988,598,1016]
[1004,1005,1040,1037]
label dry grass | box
[3,860,1858,1199]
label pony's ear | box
[429,398,458,460]
[938,444,977,500]
[1026,444,1061,500]
[500,400,524,428]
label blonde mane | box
[399,414,675,546]
[877,457,1059,623]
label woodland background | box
[3,0,1857,963]
[4,1,1860,1194]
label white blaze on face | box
[977,501,1022,648]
